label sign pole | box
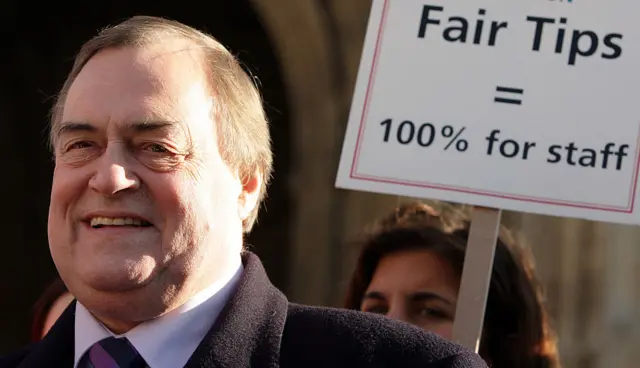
[452,206,502,352]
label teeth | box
[90,217,146,227]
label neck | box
[100,319,139,335]
[94,251,243,335]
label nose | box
[89,144,140,196]
[386,306,410,325]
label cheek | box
[48,166,91,249]
[140,155,243,242]
[146,170,221,234]
[49,165,89,210]
[194,159,243,212]
[42,314,56,337]
[426,321,454,341]
[146,174,194,226]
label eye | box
[144,143,169,153]
[418,307,448,319]
[361,302,388,315]
[366,306,389,315]
[66,141,93,151]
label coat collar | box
[17,299,76,368]
[185,251,289,367]
[18,252,288,368]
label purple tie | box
[83,337,147,368]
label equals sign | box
[494,86,523,105]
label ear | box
[237,170,262,221]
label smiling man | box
[0,16,486,368]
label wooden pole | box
[452,206,502,352]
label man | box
[1,16,487,368]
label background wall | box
[253,1,640,367]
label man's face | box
[48,41,259,323]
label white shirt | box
[74,257,243,368]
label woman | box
[344,202,561,368]
[31,277,74,340]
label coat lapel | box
[15,252,286,368]
[185,252,288,368]
[17,301,76,368]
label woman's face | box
[42,292,75,337]
[360,249,459,339]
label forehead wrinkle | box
[136,43,211,113]
[146,44,205,67]
[57,41,211,153]
[56,39,206,119]
[136,39,207,78]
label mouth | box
[88,216,153,229]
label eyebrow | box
[55,122,96,137]
[363,291,386,301]
[55,120,178,138]
[363,291,453,305]
[123,120,177,132]
[410,291,453,305]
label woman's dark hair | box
[344,202,561,368]
[31,277,69,341]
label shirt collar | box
[74,256,243,368]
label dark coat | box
[1,252,487,367]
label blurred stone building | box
[0,1,637,367]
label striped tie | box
[82,337,147,368]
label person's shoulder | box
[282,303,487,367]
[0,343,35,368]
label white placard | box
[336,0,640,225]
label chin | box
[80,257,158,293]
[88,272,152,292]
[77,282,170,325]
[73,266,171,323]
